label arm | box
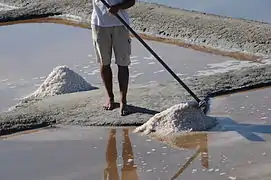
[109,0,135,15]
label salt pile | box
[134,101,217,135]
[22,65,95,102]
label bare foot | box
[120,102,129,116]
[103,98,115,110]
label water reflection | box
[104,129,210,179]
[153,132,209,179]
[105,129,139,180]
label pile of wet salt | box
[22,65,95,101]
[134,101,216,135]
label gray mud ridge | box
[1,0,271,57]
[1,64,271,135]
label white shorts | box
[91,25,131,66]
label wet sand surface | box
[1,23,265,112]
[0,88,270,180]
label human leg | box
[92,25,115,110]
[112,26,131,115]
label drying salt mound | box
[134,101,217,135]
[23,65,96,102]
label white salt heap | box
[22,65,95,101]
[134,101,216,135]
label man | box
[91,0,136,116]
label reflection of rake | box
[171,146,208,180]
[171,148,200,180]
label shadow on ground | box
[211,117,271,142]
[112,103,160,116]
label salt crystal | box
[127,159,133,163]
[192,169,197,173]
[228,176,237,180]
[146,169,152,172]
[152,149,156,152]
[262,152,267,156]
[208,168,214,172]
[220,173,226,176]
[1,79,8,82]
[215,169,220,172]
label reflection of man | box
[104,129,138,180]
[200,133,209,169]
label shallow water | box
[141,0,271,23]
[1,22,263,111]
[0,87,270,180]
